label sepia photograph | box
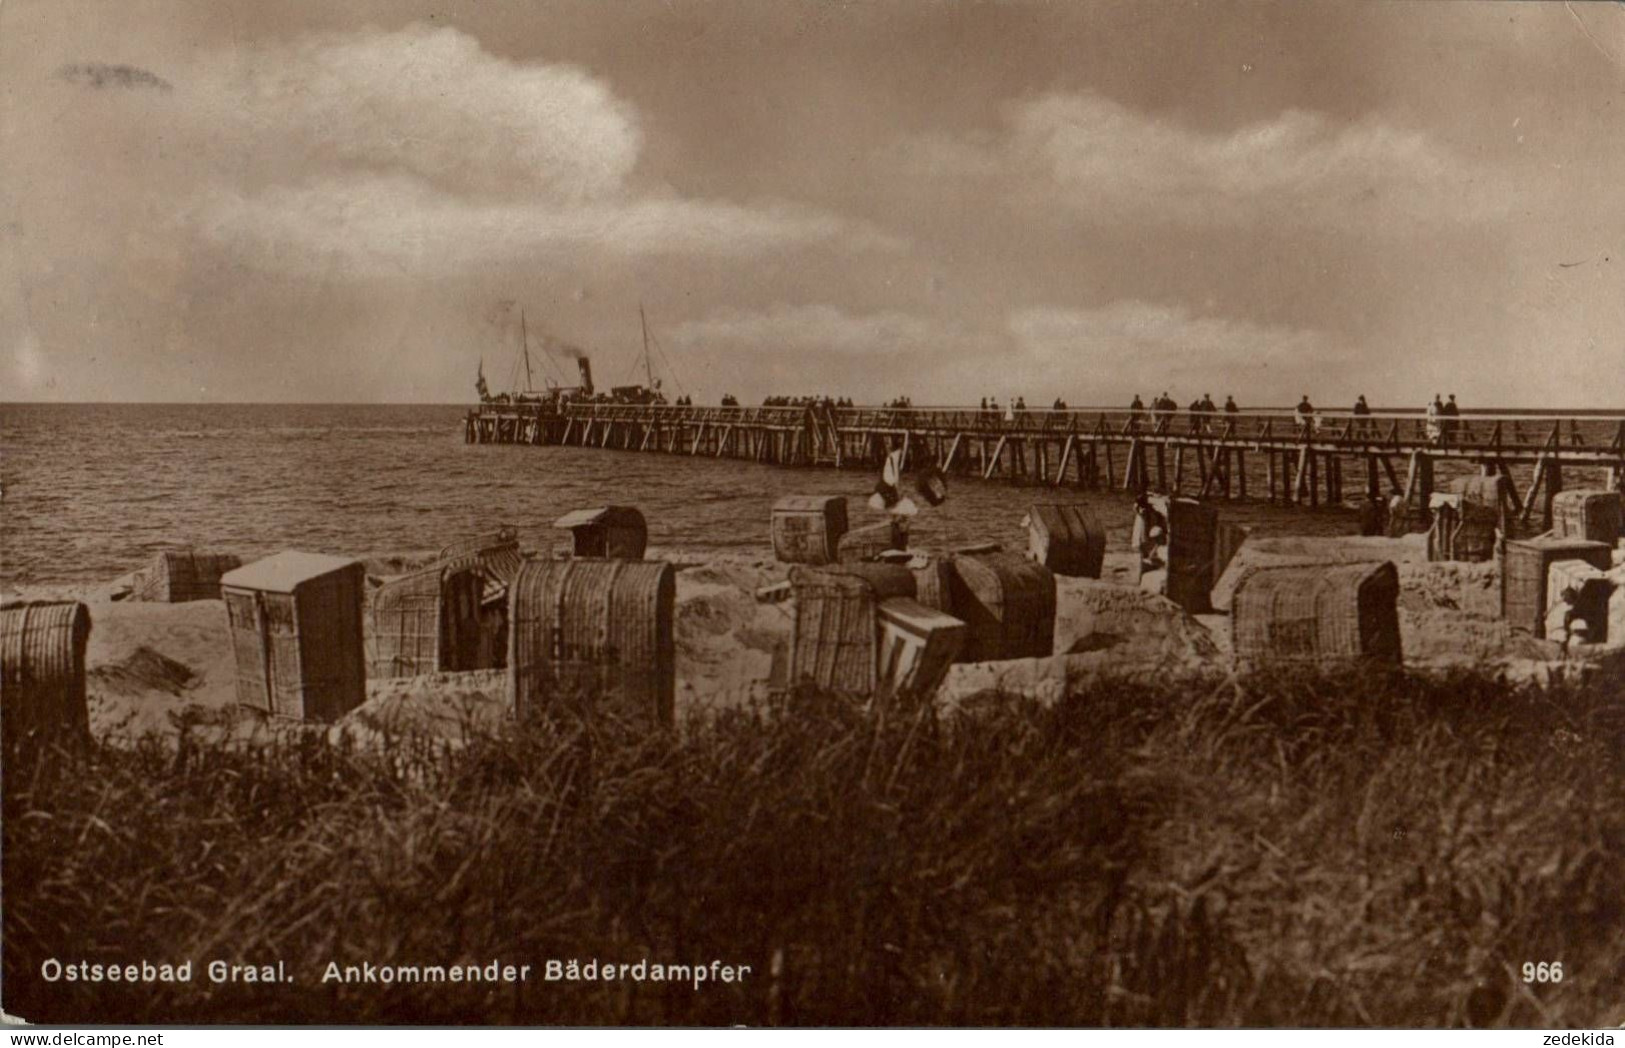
[2,0,1624,1031]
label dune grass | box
[5,662,1623,1026]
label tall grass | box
[5,663,1623,1026]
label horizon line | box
[4,400,1624,416]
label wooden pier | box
[465,402,1625,527]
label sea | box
[2,403,1610,588]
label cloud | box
[6,327,47,393]
[658,304,973,401]
[196,24,637,202]
[1003,301,1343,402]
[198,174,903,275]
[173,23,901,274]
[670,304,944,356]
[896,92,1506,230]
[665,300,1346,406]
[663,300,1350,406]
[58,62,172,91]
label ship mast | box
[639,302,655,389]
[521,309,535,393]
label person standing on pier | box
[1224,395,1239,416]
[1295,394,1315,435]
[1443,394,1462,444]
[1352,394,1371,437]
[1427,394,1444,444]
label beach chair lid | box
[878,596,964,631]
[553,506,643,531]
[773,494,845,514]
[221,551,360,593]
[1510,534,1609,553]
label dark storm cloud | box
[58,62,172,92]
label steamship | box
[476,306,672,409]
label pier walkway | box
[465,402,1625,526]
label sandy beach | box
[13,529,1616,752]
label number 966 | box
[1523,962,1563,983]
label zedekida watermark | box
[544,958,751,991]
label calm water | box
[2,401,1531,587]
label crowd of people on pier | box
[759,394,855,408]
[695,390,1472,445]
[1128,392,1241,433]
[1117,391,1470,444]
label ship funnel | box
[577,356,594,396]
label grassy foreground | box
[5,664,1624,1026]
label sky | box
[2,0,1622,408]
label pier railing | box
[465,401,1624,526]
